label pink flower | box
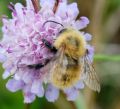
[0,0,94,103]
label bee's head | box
[57,28,80,49]
[62,36,79,52]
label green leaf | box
[94,54,120,61]
[74,93,87,109]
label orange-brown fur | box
[50,28,86,89]
[50,58,84,89]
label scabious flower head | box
[0,0,94,103]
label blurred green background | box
[0,0,120,109]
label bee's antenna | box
[43,20,64,28]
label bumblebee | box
[26,21,100,92]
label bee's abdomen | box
[51,65,82,89]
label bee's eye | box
[59,29,67,34]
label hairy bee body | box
[47,27,100,92]
[50,56,84,89]
[48,28,86,89]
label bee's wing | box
[81,55,101,92]
[50,47,67,73]
[42,47,67,81]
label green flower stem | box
[74,93,87,109]
[25,104,30,109]
[94,54,120,61]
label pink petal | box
[40,0,55,9]
[6,79,24,92]
[45,84,59,102]
[74,80,85,89]
[56,2,67,19]
[24,93,36,103]
[14,3,24,21]
[64,87,79,101]
[67,3,79,19]
[31,80,44,97]
[86,45,94,63]
[0,53,7,62]
[22,71,34,84]
[84,33,92,41]
[26,0,34,10]
[75,17,89,30]
[23,85,36,103]
[2,70,10,79]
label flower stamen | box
[53,0,59,13]
[31,0,40,13]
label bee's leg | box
[28,59,50,70]
[35,59,50,69]
[35,64,44,70]
[42,39,57,53]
